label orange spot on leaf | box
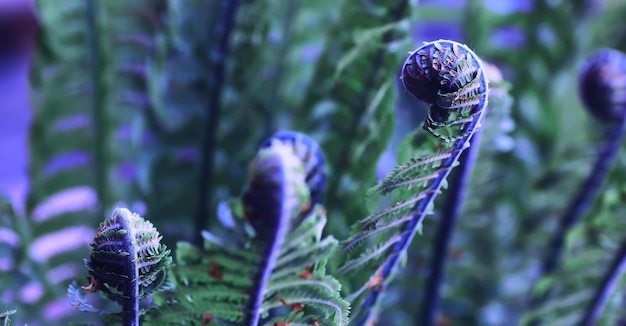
[81,277,99,293]
[202,313,213,325]
[208,262,224,280]
[367,269,383,289]
[278,298,305,312]
[274,323,290,326]
[299,266,312,280]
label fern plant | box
[364,62,514,325]
[67,207,172,326]
[525,48,626,326]
[147,131,348,325]
[336,40,489,325]
[6,0,121,322]
[297,0,410,238]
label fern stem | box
[243,150,295,326]
[85,0,110,218]
[539,116,626,278]
[356,110,486,326]
[118,215,140,326]
[419,129,482,326]
[579,238,626,326]
[194,0,240,245]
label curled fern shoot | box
[537,48,626,284]
[149,131,348,326]
[529,48,626,323]
[338,40,488,325]
[68,208,172,326]
[260,130,327,208]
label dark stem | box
[243,166,291,326]
[194,0,239,245]
[85,0,109,219]
[419,129,483,326]
[119,215,139,326]
[356,109,486,326]
[539,116,626,278]
[580,238,626,326]
[528,115,626,323]
[265,0,300,132]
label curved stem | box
[529,115,626,322]
[540,116,626,277]
[194,0,239,245]
[243,151,293,326]
[85,0,110,218]
[356,109,486,326]
[118,213,139,326]
[419,129,482,326]
[579,238,626,326]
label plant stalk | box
[419,129,482,326]
[194,0,240,245]
[579,237,626,326]
[540,116,626,278]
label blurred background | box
[2,0,626,325]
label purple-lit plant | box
[67,208,172,326]
[337,40,488,325]
[144,131,347,325]
[526,48,626,325]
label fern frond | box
[526,48,626,326]
[68,207,172,326]
[298,0,411,236]
[149,132,348,326]
[337,40,488,325]
[524,218,626,326]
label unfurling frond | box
[338,40,488,325]
[68,208,172,326]
[148,131,348,326]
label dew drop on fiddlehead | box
[401,40,488,141]
[579,48,626,121]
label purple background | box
[0,0,36,214]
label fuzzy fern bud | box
[579,48,626,121]
[260,130,327,207]
[69,207,172,325]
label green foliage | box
[523,214,626,326]
[296,0,411,237]
[148,141,348,325]
[9,0,626,325]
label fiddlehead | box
[338,40,488,325]
[260,130,327,209]
[402,40,488,142]
[538,48,626,283]
[68,208,172,326]
[149,131,347,326]
[526,48,626,326]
